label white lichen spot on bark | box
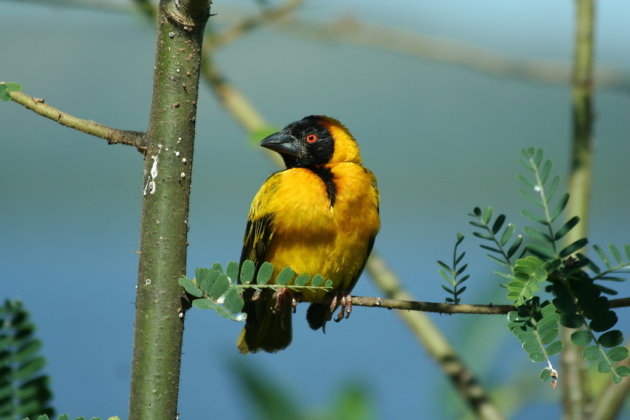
[143,155,159,195]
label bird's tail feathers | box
[237,302,292,354]
[306,302,332,332]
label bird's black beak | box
[259,131,301,158]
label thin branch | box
[349,296,630,314]
[6,89,146,152]
[206,0,304,53]
[200,41,284,167]
[10,0,630,91]
[365,253,505,420]
[2,0,132,12]
[350,297,512,315]
[270,16,630,92]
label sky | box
[1,1,629,419]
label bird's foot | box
[331,290,352,323]
[272,287,296,314]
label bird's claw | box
[332,291,352,323]
[272,287,295,314]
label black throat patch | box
[309,166,336,207]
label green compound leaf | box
[559,238,588,258]
[559,313,584,328]
[545,340,563,356]
[0,300,54,419]
[257,262,273,284]
[598,330,624,348]
[240,260,255,284]
[192,298,244,321]
[13,339,42,364]
[523,226,552,243]
[311,274,324,287]
[520,209,547,225]
[527,351,547,363]
[178,276,202,297]
[598,359,612,374]
[500,223,516,247]
[208,274,230,299]
[0,82,22,101]
[481,206,493,225]
[608,243,623,264]
[507,235,524,259]
[224,288,245,314]
[275,266,295,286]
[615,366,630,378]
[507,310,529,323]
[593,244,612,269]
[294,273,310,286]
[492,214,506,234]
[438,233,469,304]
[554,216,580,241]
[226,261,239,282]
[606,346,629,362]
[583,345,601,361]
[540,367,551,381]
[506,256,546,305]
[197,268,219,293]
[589,310,618,332]
[570,330,592,346]
[192,298,215,310]
[549,192,569,222]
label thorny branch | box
[5,88,146,152]
[350,295,630,315]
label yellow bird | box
[237,116,380,353]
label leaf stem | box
[527,155,559,256]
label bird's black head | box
[259,115,335,169]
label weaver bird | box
[237,115,380,353]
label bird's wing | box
[346,167,380,291]
[239,173,279,269]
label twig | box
[366,252,505,420]
[10,0,630,90]
[349,296,630,314]
[206,0,304,53]
[2,0,132,12]
[6,89,146,152]
[271,16,630,92]
[350,297,510,315]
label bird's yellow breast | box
[253,162,379,301]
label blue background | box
[1,0,629,418]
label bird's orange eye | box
[306,134,318,143]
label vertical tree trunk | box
[129,1,210,419]
[562,1,595,419]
